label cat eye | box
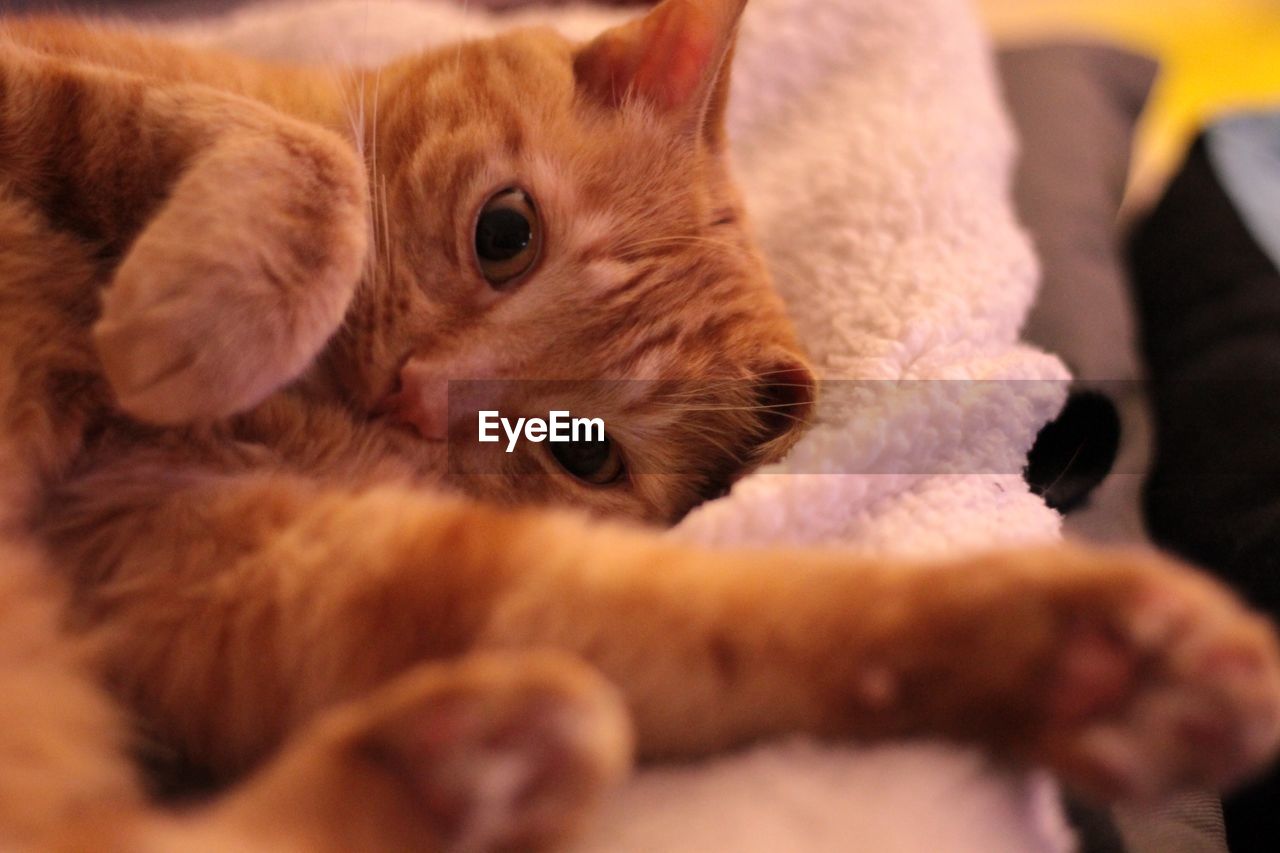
[474,188,542,287]
[549,433,625,486]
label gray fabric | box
[998,43,1157,382]
[1116,795,1231,853]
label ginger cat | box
[1,0,1279,850]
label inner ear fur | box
[573,0,747,148]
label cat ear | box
[700,39,737,152]
[574,0,746,142]
[752,356,817,461]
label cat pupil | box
[476,208,531,262]
[551,435,618,484]
[473,189,541,286]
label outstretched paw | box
[1032,553,1280,800]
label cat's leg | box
[0,500,622,849]
[0,42,368,425]
[0,523,621,850]
[0,550,623,853]
[49,468,1280,802]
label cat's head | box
[327,0,815,524]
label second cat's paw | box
[1031,552,1280,800]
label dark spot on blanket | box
[1024,391,1120,513]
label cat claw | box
[1034,556,1280,801]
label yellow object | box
[980,0,1280,205]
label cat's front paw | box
[94,125,367,425]
[379,654,632,851]
[1030,551,1280,800]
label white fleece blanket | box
[181,1,1074,849]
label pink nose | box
[374,361,450,441]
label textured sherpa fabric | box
[175,1,1072,850]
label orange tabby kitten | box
[1,0,1279,850]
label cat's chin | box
[381,418,447,444]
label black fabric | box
[1129,131,1280,853]
[1131,134,1280,619]
[1065,794,1130,853]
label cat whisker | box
[661,406,810,426]
[610,223,737,248]
[455,0,470,74]
[652,372,818,402]
[672,424,751,466]
[613,235,743,260]
[372,68,394,288]
[653,379,817,400]
[379,175,393,286]
[663,401,810,412]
